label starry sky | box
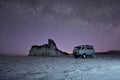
[0,0,120,55]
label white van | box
[73,45,95,58]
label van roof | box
[75,45,93,48]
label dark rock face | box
[29,39,68,56]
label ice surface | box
[0,54,120,80]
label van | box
[73,45,95,58]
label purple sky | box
[0,0,120,55]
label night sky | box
[0,0,120,56]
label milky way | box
[0,0,120,55]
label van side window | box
[87,47,90,49]
[75,47,81,50]
[87,47,93,50]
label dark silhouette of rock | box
[29,39,69,56]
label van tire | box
[82,54,86,58]
[91,55,95,58]
[74,55,78,58]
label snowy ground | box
[0,54,120,80]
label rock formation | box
[29,39,68,56]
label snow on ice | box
[0,54,120,80]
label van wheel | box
[82,54,86,58]
[91,55,95,58]
[74,55,78,58]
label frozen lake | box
[0,54,120,80]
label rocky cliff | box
[29,39,68,56]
